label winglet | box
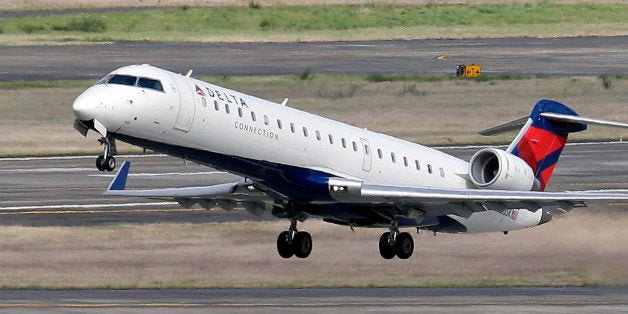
[107,161,130,191]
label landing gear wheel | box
[277,231,294,259]
[293,232,312,258]
[104,156,116,171]
[394,232,414,260]
[378,232,396,259]
[95,136,117,171]
[96,155,106,172]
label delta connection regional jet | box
[73,64,628,260]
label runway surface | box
[0,287,625,313]
[1,36,626,81]
[0,142,625,227]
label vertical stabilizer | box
[506,99,587,190]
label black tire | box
[104,156,116,171]
[378,232,395,259]
[276,231,293,259]
[394,232,414,260]
[293,232,312,258]
[96,155,106,171]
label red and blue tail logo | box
[508,100,587,191]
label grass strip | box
[0,2,625,44]
[0,211,625,289]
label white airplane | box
[73,64,628,260]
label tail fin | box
[506,100,587,190]
[482,99,628,191]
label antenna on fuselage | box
[185,70,193,77]
[281,98,289,106]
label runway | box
[1,36,626,81]
[2,14,627,311]
[0,142,625,227]
[0,287,625,313]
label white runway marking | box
[0,154,167,162]
[0,202,177,211]
[0,167,94,173]
[89,171,227,178]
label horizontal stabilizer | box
[540,112,628,129]
[479,116,528,136]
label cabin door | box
[172,76,196,132]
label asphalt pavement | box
[1,36,626,81]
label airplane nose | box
[72,93,98,121]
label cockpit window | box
[98,74,164,92]
[97,75,112,84]
[137,77,164,92]
[108,75,137,86]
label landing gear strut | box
[96,136,116,172]
[277,218,312,259]
[378,222,414,259]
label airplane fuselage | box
[73,65,551,239]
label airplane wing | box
[105,162,626,220]
[327,178,628,218]
[103,161,272,213]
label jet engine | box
[468,148,536,191]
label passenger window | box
[238,107,243,117]
[377,149,383,159]
[264,115,269,125]
[428,164,433,174]
[315,131,321,140]
[341,138,347,148]
[303,127,308,137]
[251,112,256,121]
[137,77,164,92]
[439,167,445,178]
[364,145,370,155]
[214,100,219,111]
[225,104,230,114]
[107,74,136,86]
[352,141,358,152]
[277,119,283,129]
[290,123,295,133]
[328,134,334,144]
[403,156,408,167]
[415,160,420,171]
[391,153,396,163]
[201,97,207,107]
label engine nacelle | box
[468,148,536,191]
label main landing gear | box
[378,223,414,259]
[96,136,117,172]
[277,218,312,259]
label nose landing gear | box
[96,136,117,172]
